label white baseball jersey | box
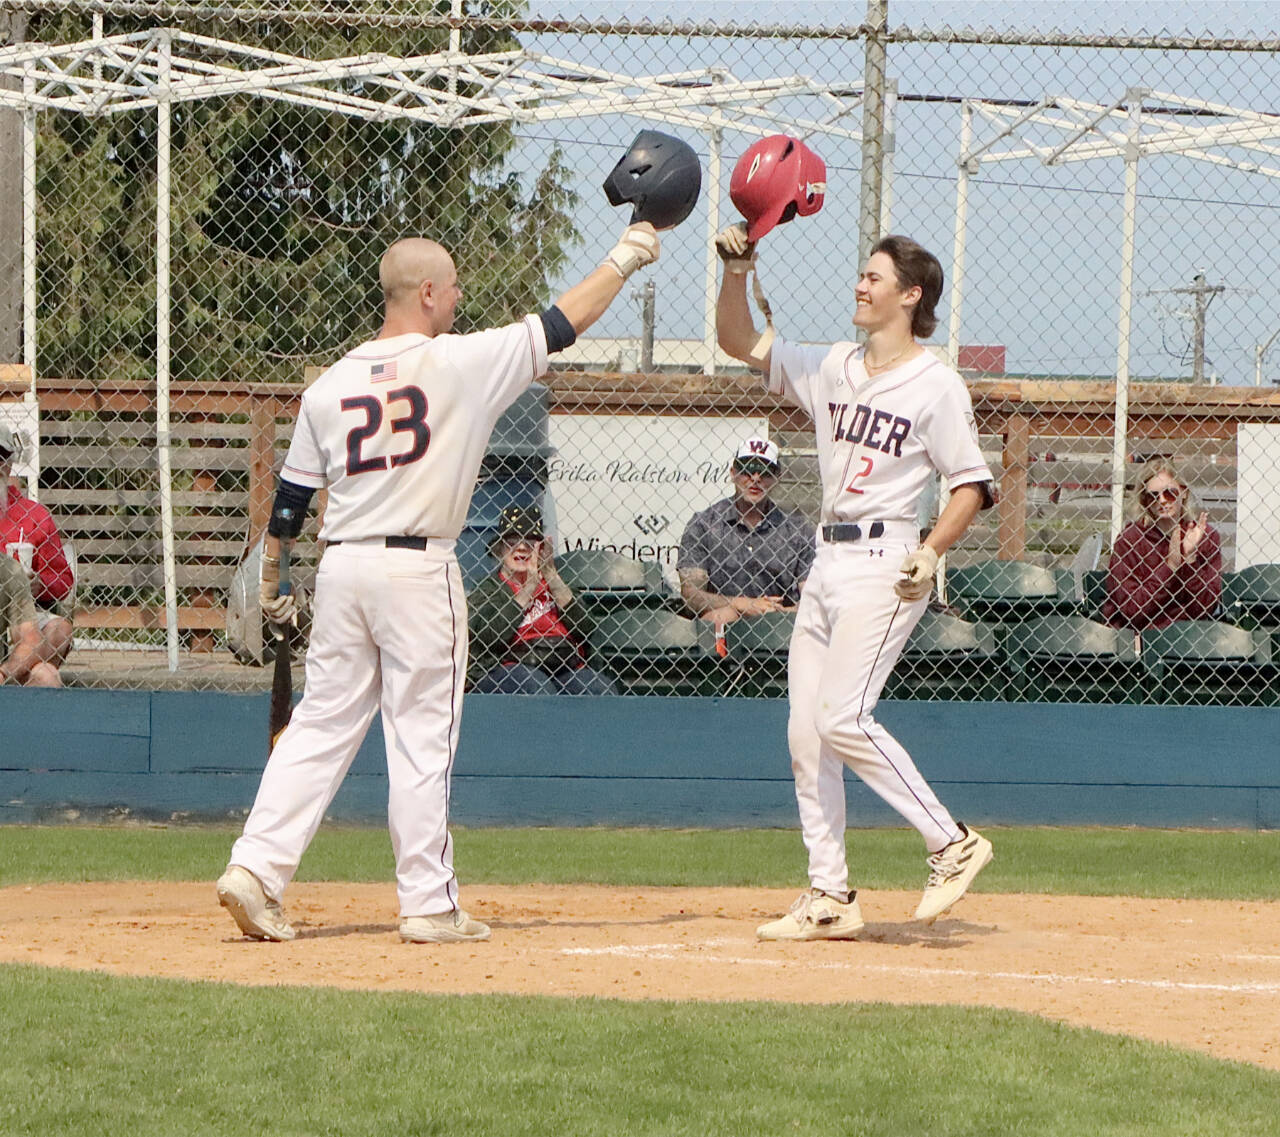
[762,337,993,903]
[228,314,549,925]
[282,317,549,541]
[767,340,991,525]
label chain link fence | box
[1,2,1278,703]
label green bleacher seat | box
[1223,564,1280,630]
[721,611,796,698]
[1139,620,1275,705]
[945,560,1071,624]
[554,548,669,609]
[586,609,722,695]
[1005,615,1140,703]
[1081,568,1109,622]
[884,608,1006,701]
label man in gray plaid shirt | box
[677,436,814,626]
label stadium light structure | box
[946,88,1280,544]
[0,25,867,670]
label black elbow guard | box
[541,304,577,354]
[267,479,315,538]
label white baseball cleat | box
[400,909,491,944]
[756,888,864,941]
[216,865,296,942]
[914,824,994,924]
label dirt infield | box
[2,882,1278,1071]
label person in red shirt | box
[0,426,74,673]
[1103,458,1222,631]
[466,505,615,695]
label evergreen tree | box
[31,3,579,385]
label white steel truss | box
[0,29,866,139]
[946,88,1280,550]
[0,24,868,670]
[961,89,1280,177]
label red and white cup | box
[5,541,33,574]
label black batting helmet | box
[603,130,702,230]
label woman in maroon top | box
[1103,458,1222,631]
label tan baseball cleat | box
[400,909,491,944]
[914,824,994,924]
[756,888,865,941]
[216,865,296,942]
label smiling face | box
[499,534,541,576]
[1142,471,1186,525]
[852,251,921,335]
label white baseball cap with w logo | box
[733,435,780,468]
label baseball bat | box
[267,541,293,753]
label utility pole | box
[857,0,888,274]
[1257,325,1280,386]
[638,279,655,373]
[1171,272,1225,384]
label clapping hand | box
[1182,511,1209,557]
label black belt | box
[326,536,432,550]
[821,521,885,543]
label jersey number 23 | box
[341,387,431,475]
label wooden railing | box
[6,367,1280,647]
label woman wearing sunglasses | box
[1103,458,1222,630]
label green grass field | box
[2,825,1278,1135]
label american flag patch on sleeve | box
[370,360,398,382]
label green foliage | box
[28,3,578,385]
[0,966,1276,1137]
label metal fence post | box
[857,0,888,271]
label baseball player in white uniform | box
[217,221,661,945]
[715,227,995,940]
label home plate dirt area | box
[2,883,1278,1071]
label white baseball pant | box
[230,539,468,917]
[787,530,964,896]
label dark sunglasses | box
[733,460,779,478]
[1141,485,1182,504]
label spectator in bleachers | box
[0,555,63,686]
[1104,458,1222,631]
[468,504,616,695]
[0,425,73,672]
[677,436,814,626]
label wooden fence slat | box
[40,421,255,442]
[72,539,247,558]
[76,565,244,588]
[42,446,254,472]
[57,515,249,535]
[40,490,249,508]
[73,606,227,630]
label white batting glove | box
[602,222,660,280]
[714,222,757,275]
[894,545,939,602]
[260,554,299,625]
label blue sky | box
[511,2,1280,382]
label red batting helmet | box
[729,135,827,241]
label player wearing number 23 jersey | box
[218,223,661,946]
[715,228,996,940]
[282,319,549,542]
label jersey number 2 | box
[341,387,431,475]
[844,455,874,494]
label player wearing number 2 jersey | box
[715,229,996,939]
[217,222,661,945]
